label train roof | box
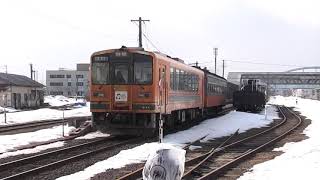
[92,46,204,74]
[192,66,227,81]
[91,46,231,80]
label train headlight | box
[93,92,105,97]
[133,104,155,110]
[138,92,151,98]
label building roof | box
[76,64,90,71]
[0,73,44,88]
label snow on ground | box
[57,106,279,180]
[239,96,320,180]
[164,106,278,145]
[0,96,90,126]
[75,131,110,140]
[0,103,90,125]
[0,125,75,154]
[44,95,87,107]
[0,141,64,159]
[0,106,18,113]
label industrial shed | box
[0,73,44,109]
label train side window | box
[185,72,188,91]
[189,73,191,91]
[191,74,195,91]
[175,69,180,91]
[170,67,175,90]
[195,76,198,91]
[179,70,184,90]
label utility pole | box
[222,59,225,78]
[3,65,8,123]
[30,64,33,80]
[131,17,150,48]
[213,48,218,74]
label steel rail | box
[118,106,277,180]
[116,129,239,180]
[0,116,90,134]
[0,136,116,171]
[182,105,287,179]
[1,137,141,180]
[196,106,302,179]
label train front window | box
[114,63,129,84]
[134,54,152,84]
[92,57,109,84]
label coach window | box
[179,70,184,90]
[195,76,199,91]
[191,75,195,91]
[175,69,180,91]
[186,73,191,91]
[134,54,152,84]
[185,72,189,91]
[92,56,109,84]
[114,64,129,84]
[170,67,175,90]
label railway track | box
[0,116,90,135]
[0,135,142,180]
[117,106,302,180]
[183,106,301,179]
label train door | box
[159,64,167,114]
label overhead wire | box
[194,59,300,67]
[131,21,162,53]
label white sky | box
[0,0,319,84]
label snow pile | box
[0,141,64,159]
[239,96,320,180]
[0,103,90,125]
[58,107,279,180]
[75,131,110,140]
[0,106,18,113]
[57,143,181,180]
[164,107,278,145]
[143,147,185,180]
[44,95,87,107]
[0,125,75,154]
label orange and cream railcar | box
[203,70,228,114]
[90,46,204,135]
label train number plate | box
[115,91,127,102]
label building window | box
[77,91,84,96]
[68,82,72,86]
[24,93,28,103]
[31,90,36,100]
[50,82,63,86]
[66,74,71,78]
[76,82,83,86]
[68,91,71,96]
[76,74,84,78]
[49,74,65,78]
[50,91,63,95]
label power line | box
[142,33,161,52]
[194,59,301,67]
[224,60,300,67]
[131,17,150,48]
[132,21,161,52]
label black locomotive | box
[233,79,266,112]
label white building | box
[0,73,44,109]
[46,64,89,97]
[293,89,320,100]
